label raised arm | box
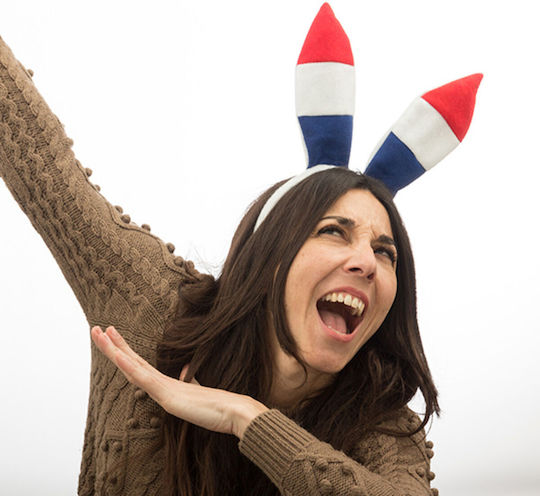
[0,35,200,349]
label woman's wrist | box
[233,397,269,440]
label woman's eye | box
[375,247,397,264]
[317,225,345,237]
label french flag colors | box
[296,3,355,168]
[365,74,483,195]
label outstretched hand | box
[90,326,268,440]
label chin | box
[304,353,349,377]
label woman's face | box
[278,189,398,382]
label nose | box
[343,244,377,281]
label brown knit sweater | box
[0,35,438,496]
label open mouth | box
[316,292,366,335]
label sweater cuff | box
[238,409,316,487]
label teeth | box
[321,292,366,317]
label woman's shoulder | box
[350,405,435,484]
[376,405,426,433]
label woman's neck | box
[269,349,334,410]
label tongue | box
[319,309,348,334]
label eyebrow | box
[319,215,397,247]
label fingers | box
[179,364,189,381]
[104,326,148,368]
[90,327,135,374]
[179,363,200,385]
[90,325,172,408]
[93,325,154,373]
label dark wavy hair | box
[154,167,440,496]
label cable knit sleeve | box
[0,35,200,349]
[239,407,438,496]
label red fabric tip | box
[422,73,483,142]
[297,3,354,66]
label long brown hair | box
[155,167,440,495]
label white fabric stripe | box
[254,165,335,231]
[392,97,460,171]
[295,62,355,116]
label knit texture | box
[0,35,200,495]
[240,408,436,495]
[1,35,438,496]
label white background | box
[1,1,539,494]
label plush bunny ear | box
[296,2,355,168]
[364,73,483,196]
[254,3,354,232]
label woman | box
[0,9,450,494]
[92,168,441,496]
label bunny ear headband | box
[254,3,482,231]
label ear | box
[296,2,355,169]
[364,74,483,196]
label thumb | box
[179,363,200,385]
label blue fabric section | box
[298,115,353,168]
[364,132,426,196]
